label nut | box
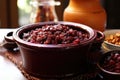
[105,32,120,45]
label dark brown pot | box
[12,21,101,78]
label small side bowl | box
[102,29,120,51]
[97,50,120,80]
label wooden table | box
[0,29,113,80]
[0,29,26,80]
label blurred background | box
[0,0,69,28]
[0,0,120,29]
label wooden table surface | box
[0,29,114,80]
[0,29,26,80]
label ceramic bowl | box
[12,21,102,78]
[97,50,120,80]
[102,29,120,51]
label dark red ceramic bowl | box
[12,21,101,78]
[97,50,120,80]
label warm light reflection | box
[0,55,25,79]
[17,0,25,9]
[17,0,32,25]
[17,0,32,13]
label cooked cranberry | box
[22,24,89,44]
[108,59,116,65]
[114,70,120,73]
[102,52,120,73]
[112,53,119,60]
[73,39,80,44]
[117,56,120,62]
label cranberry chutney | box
[22,24,89,45]
[13,22,100,78]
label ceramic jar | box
[30,0,60,23]
[63,0,106,32]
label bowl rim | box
[13,21,96,48]
[104,41,120,48]
[97,50,120,75]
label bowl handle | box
[87,30,105,63]
[3,31,18,51]
[91,30,105,50]
[4,31,14,42]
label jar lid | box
[30,0,60,6]
[34,0,54,2]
